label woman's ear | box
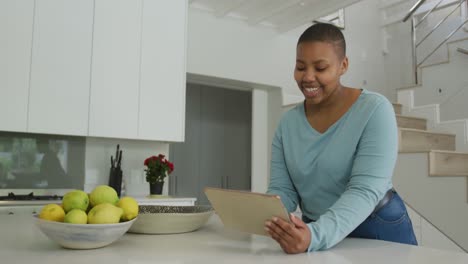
[340,56,349,75]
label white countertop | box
[0,196,196,207]
[1,214,467,263]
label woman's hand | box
[265,213,311,254]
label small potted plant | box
[144,154,174,195]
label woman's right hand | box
[265,213,311,254]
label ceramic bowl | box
[34,215,137,249]
[128,205,213,234]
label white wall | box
[406,204,465,252]
[187,8,299,102]
[341,0,389,99]
[188,0,390,105]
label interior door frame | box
[169,73,282,196]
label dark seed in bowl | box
[139,205,213,214]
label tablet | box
[204,187,290,236]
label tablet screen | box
[204,187,290,236]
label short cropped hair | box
[297,23,346,59]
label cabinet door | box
[138,0,187,141]
[88,0,142,139]
[0,0,34,132]
[28,0,94,136]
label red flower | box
[144,155,158,166]
[168,161,174,173]
[144,153,174,184]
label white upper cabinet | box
[0,0,34,132]
[138,0,187,142]
[28,0,94,136]
[1,0,187,140]
[88,0,142,139]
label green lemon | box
[64,209,88,224]
[89,185,119,207]
[62,190,89,213]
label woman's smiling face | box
[294,41,348,106]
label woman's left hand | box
[265,213,311,254]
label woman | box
[264,23,417,253]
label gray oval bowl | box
[128,205,213,234]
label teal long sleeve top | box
[267,89,398,251]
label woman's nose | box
[303,69,316,82]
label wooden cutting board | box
[204,187,290,236]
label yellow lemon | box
[116,196,139,221]
[39,204,65,222]
[89,185,119,207]
[87,203,123,224]
[62,190,89,213]
[64,209,88,224]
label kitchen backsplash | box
[85,137,169,196]
[0,131,170,196]
[0,132,85,190]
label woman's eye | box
[295,67,305,71]
[316,67,327,72]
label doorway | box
[169,83,252,205]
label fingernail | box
[265,221,271,227]
[272,217,278,222]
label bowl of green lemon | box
[35,185,138,249]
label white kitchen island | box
[1,214,467,264]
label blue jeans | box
[348,190,418,245]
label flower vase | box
[149,181,164,195]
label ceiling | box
[189,0,362,33]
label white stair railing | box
[403,0,468,84]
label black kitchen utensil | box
[109,144,123,197]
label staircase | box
[384,1,468,252]
[380,0,468,252]
[394,87,468,252]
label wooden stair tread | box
[396,115,427,130]
[392,103,402,115]
[399,128,456,152]
[399,128,455,136]
[429,151,468,177]
[395,114,427,121]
